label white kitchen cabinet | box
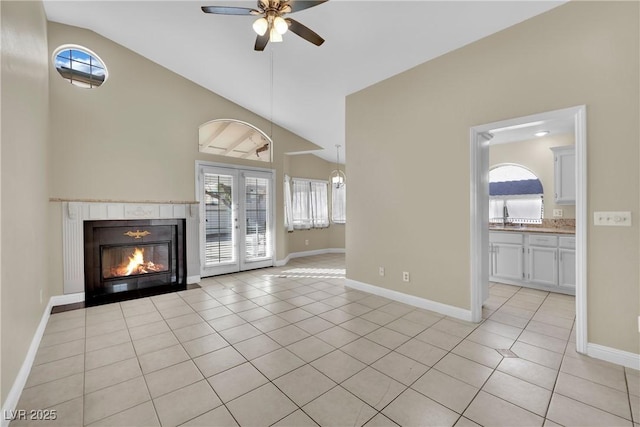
[550,146,575,205]
[527,234,558,286]
[558,236,576,290]
[528,246,558,286]
[490,232,524,283]
[493,243,525,281]
[489,231,574,295]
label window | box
[490,164,543,224]
[53,45,107,88]
[291,178,329,229]
[331,183,346,224]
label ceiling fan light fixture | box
[269,27,283,43]
[273,16,288,35]
[201,1,327,50]
[252,17,268,36]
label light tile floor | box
[11,254,640,426]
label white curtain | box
[331,184,346,224]
[310,181,329,228]
[292,179,312,229]
[489,198,504,223]
[506,197,543,223]
[284,175,294,232]
[292,178,329,229]
[489,196,543,224]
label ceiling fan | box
[201,0,327,51]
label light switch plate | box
[593,211,632,226]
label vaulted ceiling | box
[43,1,566,162]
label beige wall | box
[490,133,575,219]
[1,1,50,404]
[286,154,346,253]
[47,22,323,294]
[346,2,639,353]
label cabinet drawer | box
[559,237,576,249]
[490,232,523,245]
[528,234,558,247]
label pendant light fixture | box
[330,144,346,189]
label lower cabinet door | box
[492,243,524,281]
[528,246,558,286]
[558,248,576,289]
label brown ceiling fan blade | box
[201,6,260,15]
[285,1,328,13]
[254,33,270,51]
[285,18,324,46]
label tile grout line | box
[171,276,357,426]
[199,276,420,426]
[26,255,636,427]
[450,286,555,424]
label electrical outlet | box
[304,239,309,246]
[402,272,410,282]
[379,267,385,277]
[553,209,563,218]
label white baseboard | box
[187,275,201,285]
[1,299,54,427]
[50,292,84,306]
[275,248,345,267]
[274,255,290,267]
[345,279,473,322]
[587,343,640,370]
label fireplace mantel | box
[60,201,200,296]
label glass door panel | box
[201,168,238,276]
[241,173,272,269]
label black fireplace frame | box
[84,219,186,306]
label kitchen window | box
[489,164,543,224]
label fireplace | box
[84,219,186,305]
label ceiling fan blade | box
[285,1,328,13]
[201,6,260,15]
[254,32,270,51]
[285,18,324,46]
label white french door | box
[198,164,274,277]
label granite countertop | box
[489,225,575,235]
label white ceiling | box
[43,0,566,163]
[489,117,575,145]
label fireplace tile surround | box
[58,200,201,299]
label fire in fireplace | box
[84,219,186,305]
[103,245,169,279]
